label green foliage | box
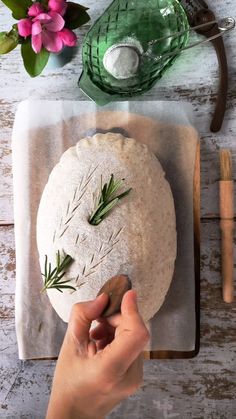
[21,41,50,77]
[64,2,90,30]
[41,251,76,293]
[0,27,19,54]
[1,0,32,19]
[89,174,132,226]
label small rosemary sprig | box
[89,174,132,226]
[41,250,76,293]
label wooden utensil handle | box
[220,219,234,303]
[220,181,234,219]
[194,9,229,133]
[210,34,228,133]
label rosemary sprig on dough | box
[89,174,132,226]
[41,250,76,293]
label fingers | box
[90,322,115,352]
[97,313,122,328]
[96,333,114,351]
[68,293,110,346]
[99,290,150,377]
[90,322,115,340]
[118,353,144,397]
[87,340,97,357]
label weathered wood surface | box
[0,0,236,222]
[0,222,235,418]
[0,0,236,417]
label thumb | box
[120,289,139,317]
[101,289,149,377]
[68,292,109,345]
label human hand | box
[46,289,150,419]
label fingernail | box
[132,289,137,304]
[96,292,107,300]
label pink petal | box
[46,12,65,32]
[32,33,42,53]
[17,18,32,37]
[32,21,42,36]
[28,2,44,17]
[58,28,77,47]
[42,30,63,53]
[33,13,52,24]
[48,0,67,16]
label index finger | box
[98,290,150,377]
[97,312,122,328]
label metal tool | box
[145,17,235,61]
[180,0,232,132]
[180,0,210,19]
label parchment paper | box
[12,100,199,360]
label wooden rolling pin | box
[219,149,235,303]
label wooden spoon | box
[193,8,228,132]
[96,274,132,317]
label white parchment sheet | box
[12,100,199,359]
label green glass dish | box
[79,0,189,105]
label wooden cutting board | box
[143,142,200,359]
[14,105,200,360]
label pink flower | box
[31,12,65,53]
[48,0,67,16]
[17,18,32,37]
[17,1,77,54]
[28,2,44,17]
[58,28,77,47]
[18,12,66,53]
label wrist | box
[46,391,105,419]
[46,394,73,419]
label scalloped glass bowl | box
[79,0,189,105]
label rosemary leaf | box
[48,267,58,279]
[41,251,76,293]
[89,174,132,226]
[116,188,132,200]
[44,255,48,278]
[106,173,114,197]
[102,182,107,201]
[49,284,76,290]
[56,250,60,269]
[97,198,119,218]
[107,176,123,197]
[48,262,52,277]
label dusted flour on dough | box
[36,133,177,323]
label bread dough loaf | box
[36,133,177,323]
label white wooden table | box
[0,1,235,418]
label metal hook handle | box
[144,17,235,62]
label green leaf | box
[54,273,67,283]
[64,2,90,30]
[89,175,132,225]
[50,284,77,291]
[48,262,52,277]
[108,179,123,198]
[58,255,73,272]
[106,174,114,197]
[116,188,132,200]
[41,251,75,293]
[44,255,48,278]
[56,250,60,269]
[1,0,32,19]
[96,198,119,219]
[21,42,50,77]
[0,28,19,54]
[102,183,107,202]
[48,267,58,279]
[55,280,74,285]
